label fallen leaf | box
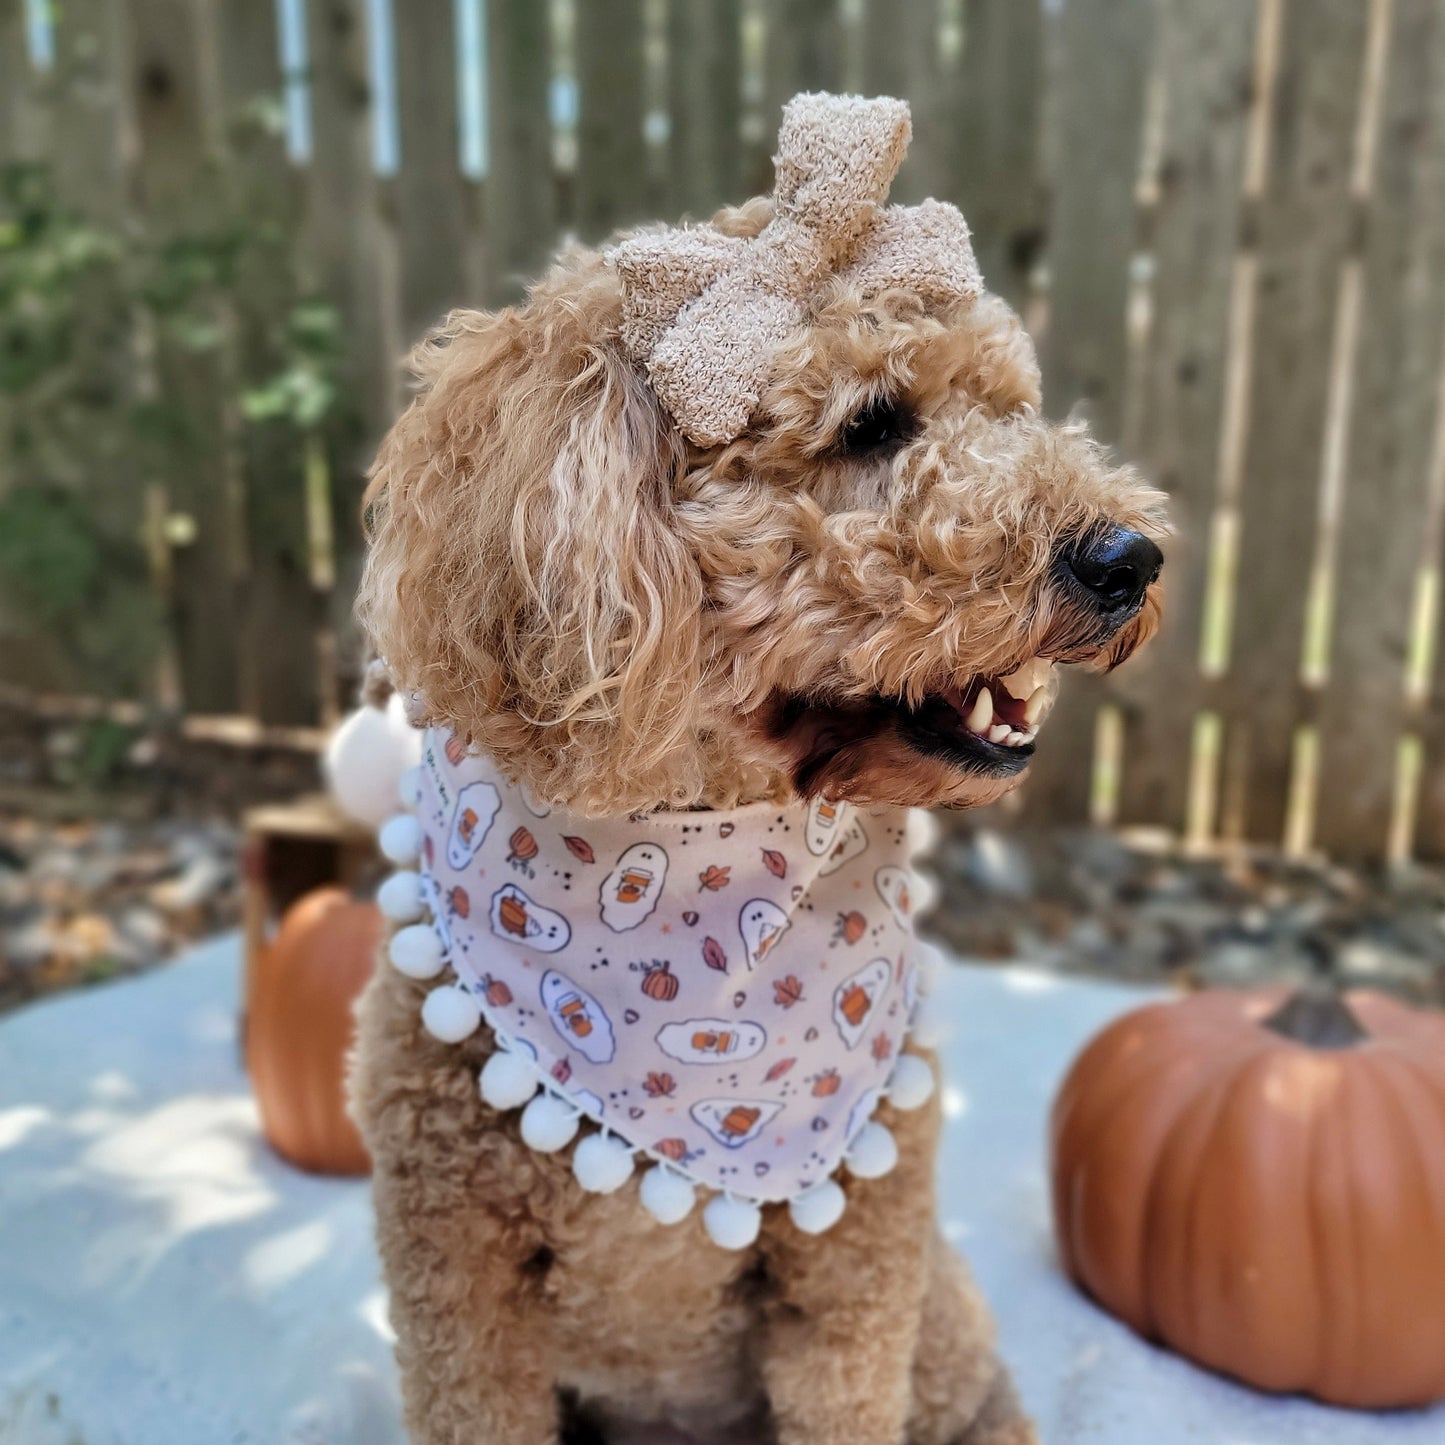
[762,849,787,879]
[773,974,804,1009]
[764,1057,796,1082]
[702,936,728,972]
[563,835,595,863]
[698,864,731,892]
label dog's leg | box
[755,1106,935,1445]
[906,1236,1038,1445]
[354,968,564,1444]
[373,1164,564,1444]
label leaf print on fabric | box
[702,936,728,972]
[563,835,596,863]
[762,848,787,879]
[699,864,731,892]
[764,1057,796,1082]
[773,974,804,1009]
[871,1032,893,1062]
[643,1071,677,1098]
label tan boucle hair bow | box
[611,92,984,448]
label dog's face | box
[360,201,1167,816]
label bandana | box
[375,728,943,1248]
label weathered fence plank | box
[121,0,242,715]
[668,0,744,219]
[1217,0,1372,846]
[1017,0,1156,825]
[304,0,398,716]
[484,0,557,304]
[860,0,941,203]
[947,0,1045,312]
[215,0,320,727]
[763,0,844,132]
[393,0,478,337]
[1349,0,1445,859]
[574,0,649,243]
[1112,0,1260,834]
[0,0,47,164]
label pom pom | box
[398,765,423,809]
[846,1122,899,1179]
[377,870,426,923]
[421,985,481,1043]
[907,807,941,859]
[910,867,939,919]
[378,813,422,866]
[572,1133,637,1194]
[479,1050,540,1111]
[520,1093,580,1153]
[914,942,944,997]
[910,994,950,1050]
[324,695,422,826]
[639,1165,696,1225]
[703,1194,762,1251]
[887,1053,935,1111]
[388,923,445,980]
[788,1179,847,1235]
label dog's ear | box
[358,291,704,812]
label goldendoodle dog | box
[351,95,1166,1445]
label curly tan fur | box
[352,192,1167,1445]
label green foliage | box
[0,152,344,700]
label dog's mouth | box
[893,657,1056,777]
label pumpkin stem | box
[1261,984,1368,1049]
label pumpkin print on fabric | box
[395,727,933,1217]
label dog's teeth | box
[1005,729,1026,746]
[1023,685,1049,728]
[988,723,1012,745]
[964,687,992,734]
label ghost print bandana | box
[392,727,936,1227]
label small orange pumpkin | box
[246,887,378,1176]
[1050,986,1445,1409]
[641,960,679,1001]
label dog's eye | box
[840,397,916,456]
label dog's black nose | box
[1064,527,1162,613]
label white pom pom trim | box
[397,765,423,809]
[479,1049,541,1111]
[378,813,423,865]
[886,1053,935,1112]
[703,1194,762,1250]
[909,994,950,1050]
[914,942,945,997]
[572,1133,637,1195]
[388,923,446,980]
[520,1093,581,1153]
[788,1179,847,1235]
[845,1122,899,1180]
[639,1165,696,1225]
[421,985,482,1043]
[377,870,426,923]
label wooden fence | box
[4,0,1445,865]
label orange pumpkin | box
[246,887,378,1176]
[1050,986,1445,1409]
[641,960,679,1001]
